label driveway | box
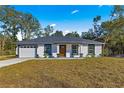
[0,57,84,68]
[0,58,33,68]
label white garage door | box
[19,48,36,58]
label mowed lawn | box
[0,57,124,88]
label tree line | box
[0,5,124,56]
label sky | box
[14,5,113,36]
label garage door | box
[19,45,36,58]
[19,48,36,58]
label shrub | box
[86,54,95,57]
[102,48,111,56]
[44,53,49,58]
[57,53,60,57]
[0,50,16,56]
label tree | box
[0,33,4,51]
[101,5,124,55]
[93,16,103,39]
[0,6,20,41]
[65,31,80,38]
[43,25,54,37]
[81,16,103,41]
[113,5,124,18]
[0,5,42,41]
[18,13,42,40]
[0,31,16,51]
[51,30,63,36]
[0,5,42,55]
[81,29,96,40]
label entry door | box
[59,45,66,57]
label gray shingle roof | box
[17,36,104,45]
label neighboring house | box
[16,36,104,58]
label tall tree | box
[93,16,103,40]
[0,5,42,55]
[51,30,63,36]
[65,31,80,38]
[113,5,124,18]
[0,33,4,51]
[43,25,54,37]
[81,29,96,40]
[101,5,124,55]
[0,5,42,41]
[0,6,20,41]
[18,13,42,40]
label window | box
[30,45,36,48]
[20,45,36,48]
[27,46,30,48]
[31,46,33,48]
[20,46,24,48]
[72,45,78,55]
[44,44,52,56]
[88,44,95,55]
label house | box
[16,36,104,58]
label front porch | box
[44,44,82,58]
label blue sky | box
[14,5,113,35]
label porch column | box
[57,44,59,54]
[16,45,19,57]
[37,44,44,57]
[35,45,38,58]
[78,44,81,55]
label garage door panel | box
[19,48,35,58]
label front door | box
[59,45,66,57]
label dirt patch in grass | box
[0,57,124,87]
[0,55,16,61]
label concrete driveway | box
[0,58,33,68]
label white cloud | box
[98,5,103,7]
[50,24,56,27]
[98,5,112,8]
[113,13,117,17]
[71,10,79,14]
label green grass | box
[0,57,124,87]
[0,55,16,61]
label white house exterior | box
[16,36,104,58]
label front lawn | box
[0,55,16,61]
[0,57,124,87]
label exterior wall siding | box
[95,44,102,57]
[57,44,59,54]
[37,44,44,57]
[19,43,102,58]
[52,44,57,57]
[16,47,18,55]
[81,44,88,57]
[66,44,72,57]
[16,46,19,57]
